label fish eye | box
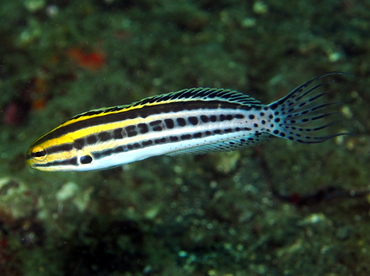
[80,155,93,164]
[31,147,47,160]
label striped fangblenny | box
[26,72,349,172]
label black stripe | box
[154,137,167,144]
[188,116,199,125]
[149,120,162,127]
[98,131,112,142]
[113,128,125,139]
[138,123,149,134]
[34,157,78,167]
[210,115,217,122]
[114,146,128,153]
[149,120,164,132]
[74,138,85,150]
[93,149,112,159]
[87,135,98,144]
[200,115,209,123]
[33,101,250,146]
[181,134,192,140]
[142,140,153,146]
[47,143,74,154]
[176,118,187,127]
[91,126,249,160]
[125,125,137,137]
[164,119,174,129]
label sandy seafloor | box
[0,1,369,275]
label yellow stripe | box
[58,98,188,128]
[35,109,194,149]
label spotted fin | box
[268,72,349,143]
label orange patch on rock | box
[68,48,105,71]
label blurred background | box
[0,0,369,275]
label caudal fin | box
[268,72,350,143]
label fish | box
[26,72,349,172]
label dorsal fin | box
[132,88,263,107]
[70,88,262,121]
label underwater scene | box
[0,0,369,275]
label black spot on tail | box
[268,72,351,143]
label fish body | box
[26,73,347,172]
